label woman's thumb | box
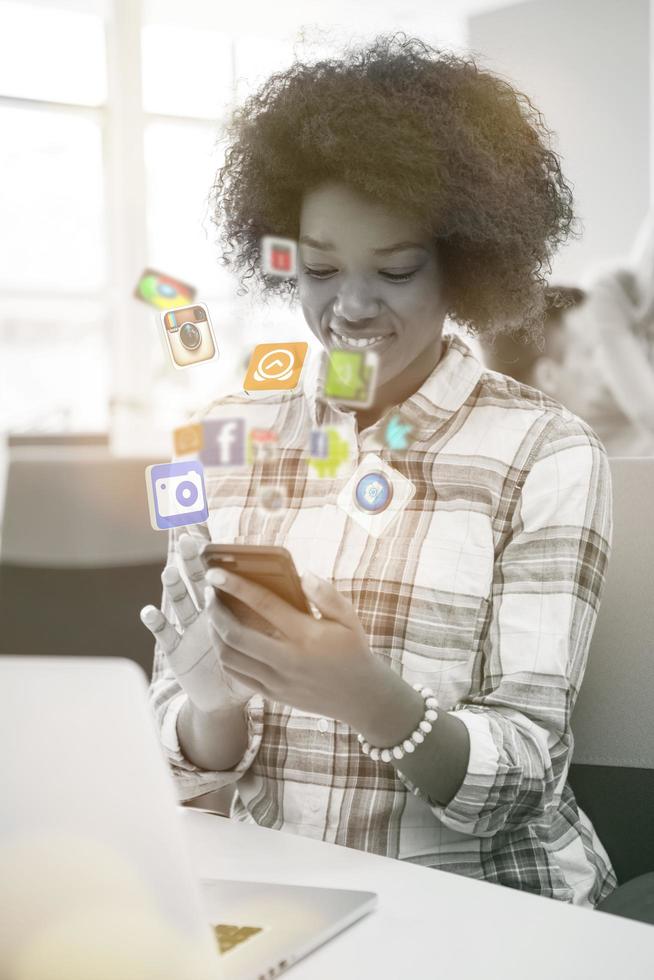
[302,572,356,624]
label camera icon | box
[354,472,393,514]
[363,481,382,504]
[145,460,209,530]
[337,455,416,538]
[160,302,218,368]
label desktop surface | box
[181,808,654,979]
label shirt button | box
[317,718,329,734]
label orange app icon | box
[173,422,203,457]
[243,342,308,392]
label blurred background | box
[0,0,651,447]
[0,0,652,669]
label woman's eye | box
[302,266,420,282]
[303,266,338,280]
[380,269,419,282]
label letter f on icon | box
[217,420,237,463]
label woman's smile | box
[326,323,396,355]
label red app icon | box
[271,246,291,271]
[261,236,297,279]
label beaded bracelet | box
[357,684,439,763]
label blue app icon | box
[146,460,209,530]
[354,471,393,514]
[201,418,246,467]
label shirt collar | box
[302,333,483,435]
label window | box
[0,1,107,106]
[141,24,233,119]
[0,1,306,443]
[144,119,225,296]
[0,1,466,444]
[0,1,108,434]
[0,104,105,293]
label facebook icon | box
[202,418,246,467]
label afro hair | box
[211,34,576,340]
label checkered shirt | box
[150,334,617,906]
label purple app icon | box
[145,460,209,530]
[201,418,246,467]
[310,429,329,459]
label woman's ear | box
[530,356,562,397]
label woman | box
[141,36,615,906]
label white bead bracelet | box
[357,684,439,763]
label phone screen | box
[202,545,311,634]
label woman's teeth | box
[331,332,386,348]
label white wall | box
[468,0,650,283]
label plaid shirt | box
[150,334,616,906]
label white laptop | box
[0,657,376,979]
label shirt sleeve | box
[148,526,264,803]
[150,646,264,803]
[399,413,613,837]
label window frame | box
[0,0,237,441]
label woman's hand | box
[140,534,252,713]
[203,566,388,727]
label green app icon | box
[324,350,378,407]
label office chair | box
[0,440,167,675]
[569,457,654,923]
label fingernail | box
[206,568,226,586]
[161,565,179,585]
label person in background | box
[566,211,654,456]
[481,223,654,456]
[479,285,599,419]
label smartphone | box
[202,544,311,633]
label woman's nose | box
[333,280,381,322]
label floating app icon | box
[324,349,378,407]
[384,413,414,451]
[257,485,287,514]
[308,426,351,478]
[145,460,209,531]
[354,471,393,513]
[248,427,279,464]
[337,454,415,538]
[243,342,308,392]
[261,236,297,279]
[134,268,196,310]
[173,422,203,457]
[202,418,246,467]
[161,303,217,369]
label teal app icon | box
[385,413,414,451]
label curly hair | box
[211,34,576,339]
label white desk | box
[181,809,654,979]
